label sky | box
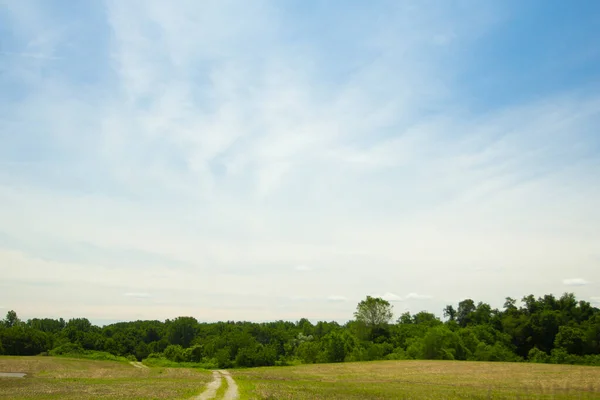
[1,0,599,325]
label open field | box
[232,360,600,399]
[3,357,600,399]
[0,356,211,399]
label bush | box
[48,344,129,362]
[50,342,84,355]
[296,341,321,364]
[385,347,409,360]
[164,344,185,362]
[550,348,579,365]
[215,348,233,369]
[406,337,424,359]
[141,355,218,369]
[474,343,521,362]
[528,347,549,363]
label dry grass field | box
[3,357,600,399]
[0,356,211,399]
[232,360,600,399]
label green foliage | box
[443,305,456,321]
[164,344,185,362]
[322,330,358,362]
[296,340,321,363]
[167,317,198,348]
[0,325,50,355]
[421,326,462,360]
[554,325,586,355]
[49,342,129,362]
[49,342,85,355]
[528,347,550,363]
[354,296,393,326]
[2,291,599,369]
[3,310,20,328]
[457,299,476,327]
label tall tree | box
[167,317,198,348]
[354,296,393,326]
[457,299,476,327]
[4,310,19,328]
[443,305,457,321]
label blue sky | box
[1,0,599,324]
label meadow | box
[2,357,600,399]
[233,360,600,399]
[0,356,211,399]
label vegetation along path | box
[129,361,149,369]
[194,370,239,400]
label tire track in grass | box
[129,361,149,369]
[219,370,239,400]
[195,370,223,400]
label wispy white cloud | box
[405,293,433,300]
[377,293,403,302]
[563,278,590,286]
[327,295,348,302]
[0,1,599,322]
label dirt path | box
[195,371,223,400]
[129,361,149,369]
[219,370,239,400]
[193,370,239,400]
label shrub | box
[386,347,409,360]
[164,344,185,362]
[528,347,549,363]
[50,342,84,355]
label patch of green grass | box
[0,356,211,399]
[56,351,131,363]
[232,360,600,399]
[142,356,217,369]
[215,373,228,398]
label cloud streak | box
[563,279,590,287]
[0,1,599,322]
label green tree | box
[503,297,517,311]
[443,305,457,321]
[164,344,185,362]
[296,340,321,363]
[472,302,492,325]
[421,326,463,360]
[554,325,586,355]
[167,317,198,348]
[4,310,20,328]
[323,330,358,363]
[412,312,441,326]
[457,299,476,327]
[397,312,412,324]
[354,296,393,326]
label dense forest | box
[1,293,599,368]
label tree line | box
[1,292,599,368]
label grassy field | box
[3,357,600,399]
[232,360,600,400]
[0,356,211,399]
